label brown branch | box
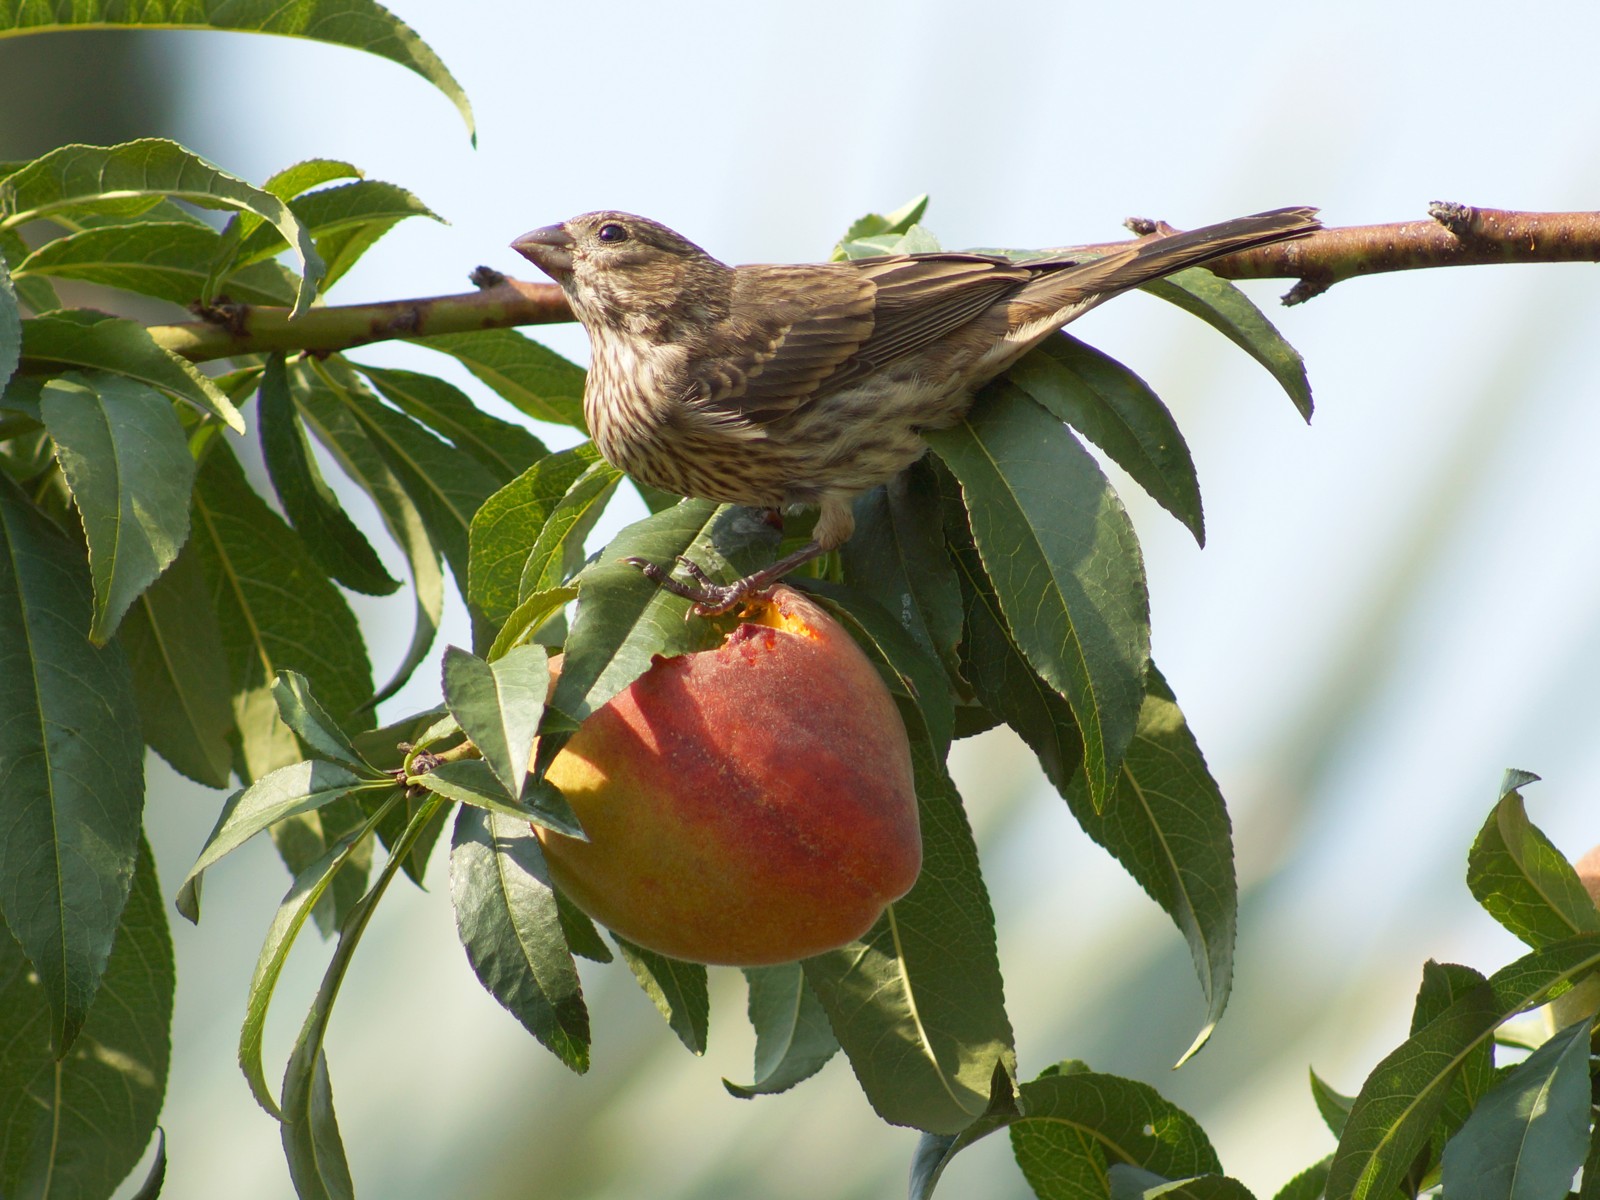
[146,205,1600,363]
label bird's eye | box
[597,223,629,244]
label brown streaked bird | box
[513,205,1319,613]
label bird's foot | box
[624,555,760,616]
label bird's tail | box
[1010,205,1320,329]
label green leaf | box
[840,460,966,688]
[927,382,1149,810]
[415,758,584,838]
[908,1064,1222,1200]
[548,501,780,727]
[469,442,601,626]
[1328,934,1600,1200]
[234,179,441,289]
[0,471,144,1055]
[1,237,23,386]
[1310,1069,1356,1138]
[21,308,245,431]
[1272,1159,1332,1200]
[0,836,172,1200]
[518,458,623,599]
[555,891,611,963]
[0,8,474,143]
[357,364,547,484]
[280,797,441,1199]
[239,797,393,1118]
[272,671,370,773]
[121,537,235,787]
[949,497,1231,1060]
[39,372,195,643]
[803,737,1012,1134]
[1439,1015,1593,1200]
[449,806,589,1071]
[1108,1171,1258,1200]
[259,354,399,595]
[442,643,548,801]
[291,361,443,706]
[189,439,373,783]
[1468,778,1600,948]
[411,328,588,429]
[129,1128,167,1200]
[304,358,499,596]
[0,138,324,316]
[1065,667,1235,1063]
[487,585,577,662]
[1010,333,1204,545]
[1140,269,1313,420]
[833,194,929,257]
[614,937,710,1054]
[724,963,839,1098]
[177,759,373,920]
[14,220,297,305]
[1412,961,1497,1160]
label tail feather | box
[1011,205,1320,327]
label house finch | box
[513,205,1319,613]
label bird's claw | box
[622,555,755,617]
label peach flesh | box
[536,585,921,965]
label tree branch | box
[146,205,1600,363]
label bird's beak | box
[512,224,575,277]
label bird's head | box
[512,212,729,332]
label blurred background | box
[6,2,1600,1196]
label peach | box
[1551,843,1600,1028]
[536,584,921,965]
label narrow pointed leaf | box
[1468,782,1600,948]
[240,796,395,1118]
[0,239,21,385]
[442,643,548,800]
[450,807,589,1071]
[724,963,839,1098]
[549,502,780,727]
[292,363,443,706]
[1439,1015,1593,1200]
[357,364,547,484]
[15,221,297,305]
[280,798,440,1199]
[1010,333,1203,544]
[189,441,372,783]
[840,460,965,686]
[1329,934,1600,1200]
[121,539,234,786]
[22,308,243,430]
[411,328,587,429]
[487,585,577,662]
[416,758,583,838]
[1273,1160,1332,1200]
[1310,1069,1356,1137]
[0,471,143,1055]
[518,459,622,599]
[469,442,601,626]
[177,760,371,919]
[40,373,194,642]
[908,1064,1221,1200]
[0,836,172,1200]
[272,671,370,773]
[614,937,709,1054]
[926,383,1149,809]
[803,737,1012,1134]
[0,138,323,316]
[0,7,473,142]
[1141,269,1313,420]
[259,353,400,596]
[949,506,1232,1057]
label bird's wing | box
[690,254,1032,425]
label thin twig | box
[145,205,1600,363]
